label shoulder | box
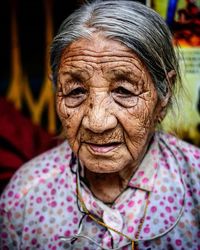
[0,140,73,212]
[157,131,200,165]
[156,131,200,201]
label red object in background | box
[0,97,59,194]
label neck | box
[85,167,136,203]
[83,136,154,203]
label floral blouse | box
[0,132,200,250]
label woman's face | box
[56,34,167,174]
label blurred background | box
[0,0,200,193]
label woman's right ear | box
[167,70,176,87]
[158,70,176,121]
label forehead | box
[59,33,145,73]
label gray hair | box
[50,0,181,100]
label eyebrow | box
[108,68,142,80]
[110,69,132,77]
[59,68,90,81]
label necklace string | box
[77,182,150,250]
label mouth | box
[84,142,122,154]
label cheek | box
[116,99,158,155]
[56,97,83,153]
[56,97,71,128]
[117,99,156,132]
[118,114,151,162]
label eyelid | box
[61,79,86,93]
[110,74,138,89]
[67,87,87,97]
[112,75,131,83]
[111,77,144,96]
[64,79,83,86]
[112,86,133,96]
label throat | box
[84,170,130,203]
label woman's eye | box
[112,86,138,108]
[67,87,87,97]
[113,87,133,97]
[61,87,87,108]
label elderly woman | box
[1,1,200,249]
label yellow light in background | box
[7,0,56,134]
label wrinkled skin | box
[56,33,170,202]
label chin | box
[81,158,126,174]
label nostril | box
[82,113,118,134]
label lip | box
[85,142,122,154]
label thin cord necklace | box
[77,182,150,250]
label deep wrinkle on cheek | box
[57,76,88,141]
[60,109,83,154]
[56,96,65,118]
[56,93,71,119]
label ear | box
[158,70,176,122]
[166,70,176,86]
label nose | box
[82,93,117,133]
